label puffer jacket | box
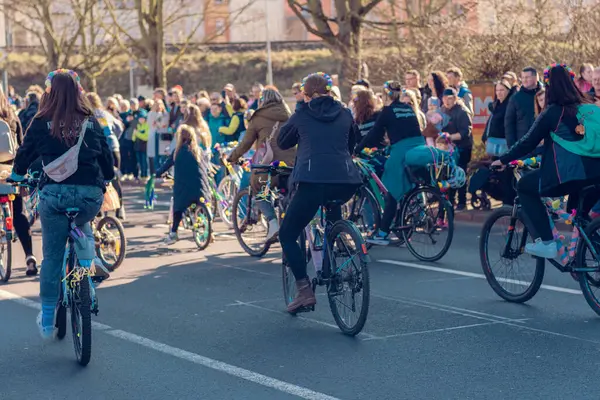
[504,83,541,147]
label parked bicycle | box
[480,158,600,316]
[0,183,17,282]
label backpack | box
[550,104,600,158]
[0,119,17,162]
[251,121,279,165]
[43,119,88,182]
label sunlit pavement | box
[1,186,599,400]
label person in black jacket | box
[442,88,473,210]
[504,67,542,147]
[277,72,362,313]
[19,91,40,133]
[11,70,114,340]
[355,80,424,245]
[492,64,600,259]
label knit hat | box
[442,88,458,97]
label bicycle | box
[0,183,16,282]
[479,158,600,316]
[282,200,371,336]
[351,148,456,262]
[232,162,292,257]
[163,174,213,250]
[213,148,245,229]
[93,213,126,271]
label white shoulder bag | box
[43,119,89,182]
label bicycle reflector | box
[4,216,13,230]
[0,196,10,204]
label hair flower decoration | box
[383,80,402,96]
[45,69,84,94]
[543,63,575,86]
[300,71,333,93]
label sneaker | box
[164,232,178,245]
[436,218,449,229]
[116,207,127,221]
[266,219,279,242]
[36,311,57,340]
[92,257,111,280]
[525,238,558,259]
[367,231,390,246]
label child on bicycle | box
[156,124,212,245]
[492,64,600,258]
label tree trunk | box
[336,21,362,95]
[146,6,166,88]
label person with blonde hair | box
[401,89,426,131]
[156,124,212,244]
[183,103,211,150]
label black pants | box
[171,211,183,233]
[119,139,136,176]
[112,151,123,203]
[13,195,33,257]
[279,182,358,281]
[381,193,397,233]
[518,169,600,241]
[449,147,472,206]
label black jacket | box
[500,104,600,196]
[278,96,361,185]
[357,101,421,150]
[443,103,473,149]
[13,116,115,190]
[355,111,386,148]
[504,83,541,147]
[19,101,38,134]
[484,93,513,141]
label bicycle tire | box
[217,175,237,229]
[232,188,270,257]
[95,216,127,272]
[56,302,67,340]
[71,271,92,366]
[0,234,12,283]
[326,220,370,336]
[577,218,600,316]
[400,186,454,262]
[192,203,212,251]
[479,207,545,303]
[282,230,307,308]
[346,186,381,245]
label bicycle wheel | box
[577,218,600,316]
[217,175,237,229]
[326,220,370,336]
[399,186,454,262]
[345,186,381,244]
[0,228,11,283]
[192,203,212,251]
[95,216,126,272]
[70,270,92,366]
[232,188,270,257]
[479,207,545,303]
[282,230,308,308]
[56,300,67,340]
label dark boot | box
[287,278,316,313]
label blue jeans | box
[38,185,103,306]
[136,151,148,178]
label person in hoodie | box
[446,67,473,114]
[132,109,150,180]
[277,72,361,313]
[227,88,296,242]
[218,98,247,143]
[504,66,542,147]
[355,80,424,246]
[19,91,40,133]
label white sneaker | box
[266,219,279,242]
[92,257,111,280]
[164,232,178,245]
[525,239,558,259]
[36,311,57,340]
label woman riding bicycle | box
[492,64,600,259]
[277,72,361,313]
[355,80,424,246]
[11,70,114,339]
[227,88,296,242]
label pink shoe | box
[436,218,448,229]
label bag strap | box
[553,107,565,132]
[74,118,89,149]
[267,121,279,143]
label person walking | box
[504,67,542,147]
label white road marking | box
[378,259,582,295]
[0,289,341,400]
[362,321,503,341]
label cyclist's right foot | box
[287,278,316,313]
[525,239,558,259]
[37,306,57,340]
[92,257,111,280]
[266,219,279,242]
[164,232,178,245]
[366,230,390,246]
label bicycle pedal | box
[296,305,315,313]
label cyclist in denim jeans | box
[11,70,114,339]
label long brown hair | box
[36,72,92,144]
[0,85,17,127]
[353,90,377,124]
[183,104,211,149]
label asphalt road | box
[1,186,600,400]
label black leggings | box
[381,193,397,233]
[171,211,183,233]
[13,195,33,257]
[279,182,358,280]
[518,169,600,241]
